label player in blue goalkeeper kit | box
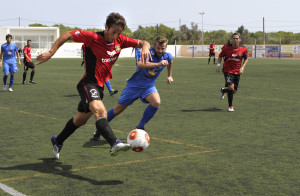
[93,36,173,140]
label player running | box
[216,32,248,112]
[36,12,151,159]
[93,36,173,140]
[0,34,21,92]
[81,43,118,96]
[22,40,36,84]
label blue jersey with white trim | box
[127,47,173,88]
[1,43,18,63]
[135,48,141,60]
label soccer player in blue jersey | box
[105,80,118,96]
[0,34,21,92]
[135,48,141,64]
[93,36,173,140]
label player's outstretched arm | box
[0,52,3,67]
[136,40,152,63]
[216,57,222,72]
[16,51,21,66]
[138,60,168,69]
[36,31,73,65]
[240,58,248,74]
[167,60,173,84]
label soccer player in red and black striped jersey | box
[36,12,151,159]
[216,32,248,112]
[80,43,85,69]
[22,40,36,84]
[208,41,216,64]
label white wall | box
[28,43,181,58]
[0,27,9,43]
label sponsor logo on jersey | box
[102,50,118,63]
[228,58,241,62]
[107,50,116,57]
[148,68,157,76]
[75,31,80,35]
[102,57,117,63]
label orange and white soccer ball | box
[127,129,150,152]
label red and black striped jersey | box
[219,45,248,75]
[72,30,138,87]
[209,44,215,53]
[23,45,31,62]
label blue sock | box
[137,105,158,129]
[3,75,8,85]
[105,81,113,92]
[9,75,14,88]
[107,108,115,122]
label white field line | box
[0,182,26,196]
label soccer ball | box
[127,129,150,152]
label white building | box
[0,26,59,50]
[0,27,181,58]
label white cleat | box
[110,139,131,156]
[228,106,234,112]
[51,136,63,159]
[8,88,13,92]
[220,88,225,100]
[3,85,7,91]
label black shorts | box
[224,72,240,90]
[24,62,35,70]
[76,80,104,113]
[209,53,215,57]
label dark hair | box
[155,36,168,45]
[106,12,126,29]
[27,39,31,42]
[6,34,12,39]
[232,32,241,38]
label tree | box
[236,25,251,45]
[122,26,133,38]
[133,26,152,42]
[205,30,231,45]
[29,23,48,27]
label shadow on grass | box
[181,107,223,112]
[0,158,123,185]
[63,94,79,98]
[82,138,108,148]
[82,138,127,148]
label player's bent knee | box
[114,104,127,115]
[228,85,235,91]
[151,100,160,108]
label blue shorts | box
[3,62,18,74]
[118,85,158,106]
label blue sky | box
[1,0,300,33]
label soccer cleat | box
[109,89,118,96]
[8,88,13,92]
[228,106,234,112]
[29,80,36,84]
[3,85,7,91]
[51,136,63,159]
[220,88,225,100]
[22,81,27,84]
[110,139,131,156]
[93,130,101,141]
